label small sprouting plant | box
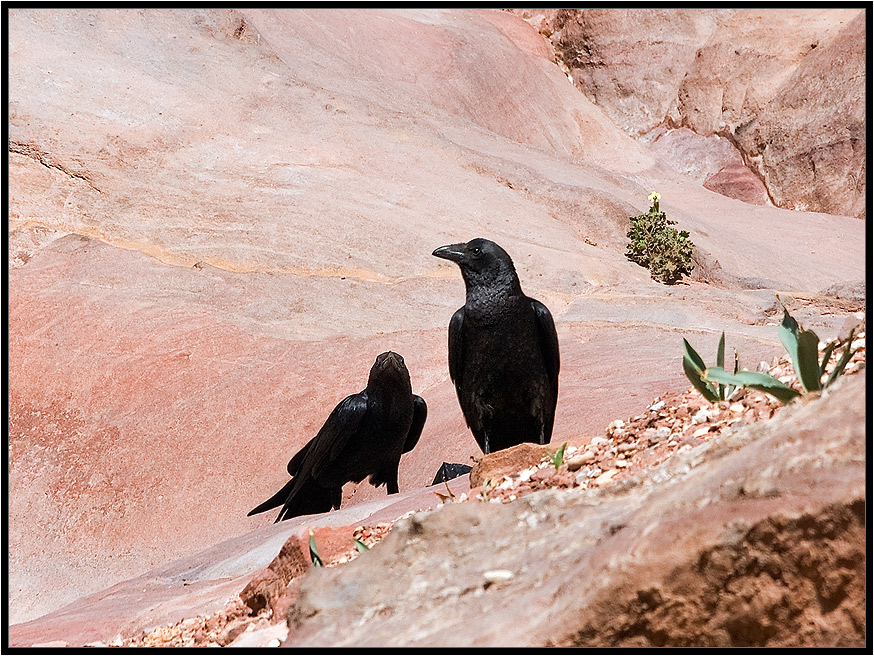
[308,529,323,568]
[682,332,740,403]
[626,192,694,284]
[353,537,370,553]
[434,479,457,503]
[545,443,567,470]
[683,305,860,406]
[775,303,858,392]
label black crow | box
[432,238,559,454]
[248,351,427,522]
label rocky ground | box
[92,321,864,648]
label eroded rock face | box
[516,8,865,217]
[7,8,866,627]
[285,374,865,647]
[733,12,866,219]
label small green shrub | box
[626,192,694,284]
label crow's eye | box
[471,247,481,256]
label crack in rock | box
[9,140,102,194]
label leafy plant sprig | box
[545,443,567,470]
[682,332,741,403]
[683,304,860,406]
[309,529,323,568]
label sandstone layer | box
[515,8,865,217]
[8,8,866,625]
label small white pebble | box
[691,409,708,424]
[693,427,710,438]
[593,469,619,485]
[268,639,281,647]
[517,467,535,482]
[649,401,665,411]
[729,403,745,414]
[483,569,514,583]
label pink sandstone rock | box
[7,8,865,628]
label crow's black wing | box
[403,395,428,453]
[305,392,369,481]
[530,298,560,402]
[274,392,368,520]
[447,307,465,387]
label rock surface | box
[285,373,866,647]
[8,8,866,626]
[516,8,865,217]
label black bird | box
[248,351,427,522]
[432,238,559,454]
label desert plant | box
[308,530,323,568]
[353,537,370,553]
[545,443,567,470]
[626,192,694,284]
[776,304,858,392]
[682,332,740,403]
[684,305,859,406]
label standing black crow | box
[432,238,559,454]
[248,351,427,522]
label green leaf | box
[704,367,801,405]
[309,531,323,568]
[825,328,857,388]
[682,339,719,403]
[778,307,799,363]
[778,307,821,392]
[819,341,836,378]
[716,332,726,400]
[353,538,370,553]
[546,443,567,469]
[795,329,822,392]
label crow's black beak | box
[432,243,466,263]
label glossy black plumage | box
[248,351,427,522]
[433,238,559,454]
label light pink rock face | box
[733,11,866,218]
[515,8,865,217]
[7,8,865,626]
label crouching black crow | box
[248,351,427,522]
[433,238,559,454]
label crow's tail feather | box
[275,479,340,522]
[247,478,297,517]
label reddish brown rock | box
[734,12,866,218]
[469,443,549,488]
[285,374,865,647]
[240,525,357,618]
